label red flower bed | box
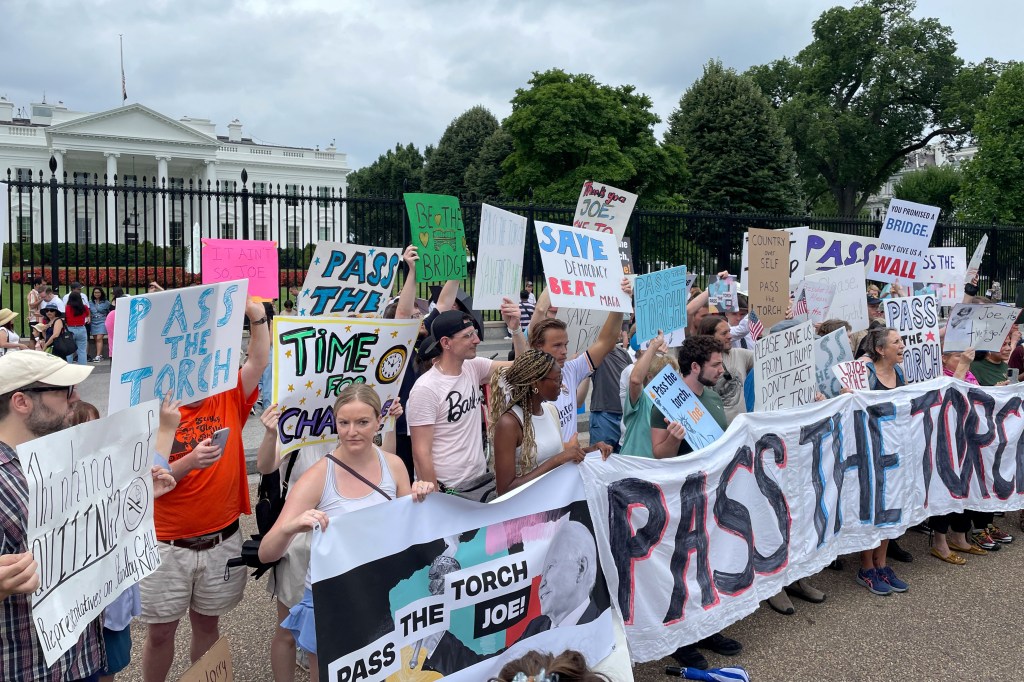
[10,267,309,289]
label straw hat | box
[0,308,18,326]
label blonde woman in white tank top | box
[259,385,434,682]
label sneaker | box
[877,566,908,592]
[971,530,999,551]
[886,539,913,563]
[296,648,310,671]
[856,568,892,595]
[987,524,1013,544]
[671,644,708,670]
[91,355,102,362]
[697,633,742,656]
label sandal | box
[930,547,967,565]
[948,542,987,555]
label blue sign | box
[644,365,724,451]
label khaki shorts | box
[139,529,247,624]
[266,531,311,609]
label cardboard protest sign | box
[867,199,940,283]
[814,327,854,398]
[557,307,609,358]
[832,359,870,390]
[804,263,870,332]
[23,401,160,665]
[572,180,638,239]
[746,228,790,329]
[311,465,616,681]
[297,242,403,317]
[580,378,1024,661]
[272,316,420,455]
[535,222,630,313]
[883,294,941,383]
[403,193,468,282]
[179,636,233,682]
[740,226,807,292]
[109,281,248,413]
[644,366,725,450]
[753,321,816,411]
[618,236,634,275]
[804,230,879,274]
[967,234,988,281]
[708,275,738,312]
[201,238,279,300]
[919,247,966,306]
[473,204,528,310]
[942,303,1021,352]
[634,265,688,342]
[793,279,836,324]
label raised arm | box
[501,297,528,356]
[436,279,460,313]
[394,245,419,320]
[629,332,667,404]
[585,277,632,369]
[530,287,551,328]
[241,299,271,397]
[256,405,282,475]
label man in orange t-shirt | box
[139,299,269,682]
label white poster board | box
[272,316,420,455]
[918,247,966,306]
[794,279,837,324]
[473,204,528,309]
[867,199,939,283]
[536,222,630,313]
[557,307,609,358]
[753,321,816,412]
[883,294,941,383]
[24,401,161,665]
[943,304,1021,352]
[804,263,870,332]
[572,181,638,239]
[832,359,870,390]
[297,242,403,316]
[109,281,248,413]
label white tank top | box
[0,329,19,356]
[510,403,563,474]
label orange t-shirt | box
[155,372,258,540]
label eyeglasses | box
[22,385,75,400]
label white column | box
[104,153,119,243]
[155,156,169,246]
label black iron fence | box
[3,160,1022,338]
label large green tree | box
[749,0,997,216]
[892,164,961,217]
[956,63,1024,224]
[422,106,499,196]
[463,126,513,200]
[666,60,801,214]
[347,142,428,197]
[500,69,686,204]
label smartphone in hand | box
[209,427,230,450]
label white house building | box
[0,97,351,248]
[863,142,976,218]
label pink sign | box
[201,238,279,299]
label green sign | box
[403,193,468,282]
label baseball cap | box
[0,350,93,395]
[867,295,883,306]
[416,335,442,363]
[431,310,476,341]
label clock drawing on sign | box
[376,346,408,384]
[123,477,150,532]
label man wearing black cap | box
[407,304,521,499]
[0,350,102,680]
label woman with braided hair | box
[489,349,597,496]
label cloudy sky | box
[2,0,1020,170]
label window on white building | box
[122,175,138,188]
[221,180,237,192]
[285,184,299,207]
[253,214,268,241]
[286,222,300,247]
[221,222,236,239]
[17,217,32,242]
[252,182,267,205]
[317,186,332,206]
[14,167,33,183]
[76,216,92,244]
[169,177,185,191]
[72,171,92,185]
[169,221,184,247]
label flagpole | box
[120,34,127,105]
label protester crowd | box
[2,237,1022,682]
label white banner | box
[883,294,941,383]
[310,465,615,681]
[109,281,248,413]
[536,222,630,313]
[578,378,1024,662]
[297,242,403,317]
[473,205,528,309]
[271,316,420,455]
[753,321,816,412]
[572,181,638,239]
[24,401,161,665]
[804,263,870,332]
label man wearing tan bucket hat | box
[0,350,99,679]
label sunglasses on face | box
[23,385,75,400]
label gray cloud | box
[1,0,1020,169]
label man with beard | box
[0,350,100,680]
[696,315,753,425]
[647,336,744,669]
